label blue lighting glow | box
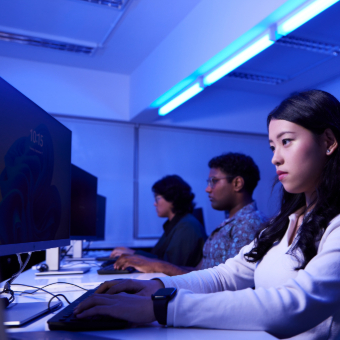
[277,0,339,36]
[158,82,203,116]
[203,34,274,86]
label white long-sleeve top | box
[159,210,340,339]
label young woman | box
[111,175,206,268]
[74,90,340,340]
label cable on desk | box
[60,245,73,261]
[18,281,89,295]
[13,282,94,312]
[11,283,69,310]
[82,241,92,255]
[1,252,32,306]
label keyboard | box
[97,264,136,275]
[95,256,115,262]
[100,259,117,268]
[47,287,131,331]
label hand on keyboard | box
[95,278,164,296]
[114,254,161,273]
[100,258,118,268]
[73,290,155,324]
[48,288,130,331]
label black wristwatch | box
[151,287,177,325]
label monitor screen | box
[0,77,71,256]
[70,164,98,240]
[96,194,106,241]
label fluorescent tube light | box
[203,34,274,86]
[158,82,203,116]
[277,0,339,36]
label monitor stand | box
[35,247,90,276]
[64,240,96,262]
[65,240,96,262]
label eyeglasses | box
[206,176,234,188]
[154,195,163,204]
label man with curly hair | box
[114,153,266,275]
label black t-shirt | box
[135,213,206,267]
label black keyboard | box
[47,287,131,331]
[100,259,117,268]
[97,265,136,275]
[95,256,116,262]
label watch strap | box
[153,298,168,325]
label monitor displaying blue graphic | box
[0,77,72,256]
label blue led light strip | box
[156,0,339,116]
[203,34,274,86]
[159,82,204,116]
[277,0,339,35]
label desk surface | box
[3,258,277,340]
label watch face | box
[152,288,177,300]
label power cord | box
[1,252,32,307]
[11,282,91,310]
[60,245,73,261]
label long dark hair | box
[245,90,340,269]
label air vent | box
[276,35,340,56]
[0,31,95,54]
[79,0,127,9]
[228,71,286,85]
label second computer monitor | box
[70,164,98,241]
[96,194,106,241]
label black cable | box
[5,252,32,290]
[60,245,73,261]
[0,287,14,304]
[48,294,71,309]
[82,241,92,255]
[11,283,63,300]
[13,281,92,309]
[16,281,89,295]
[2,252,32,306]
[11,282,93,311]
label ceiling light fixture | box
[159,81,204,116]
[203,33,275,86]
[277,0,339,36]
[0,31,95,54]
[155,0,339,116]
[79,0,126,9]
[228,72,286,85]
[276,35,340,55]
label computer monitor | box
[0,77,71,256]
[0,77,71,323]
[70,164,98,241]
[68,164,98,258]
[95,194,106,241]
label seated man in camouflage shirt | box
[114,152,267,275]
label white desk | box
[4,261,277,340]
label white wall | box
[55,116,279,247]
[57,117,136,246]
[0,56,130,120]
[318,75,340,100]
[153,87,283,135]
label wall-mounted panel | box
[54,117,279,247]
[56,117,135,246]
[138,125,278,238]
